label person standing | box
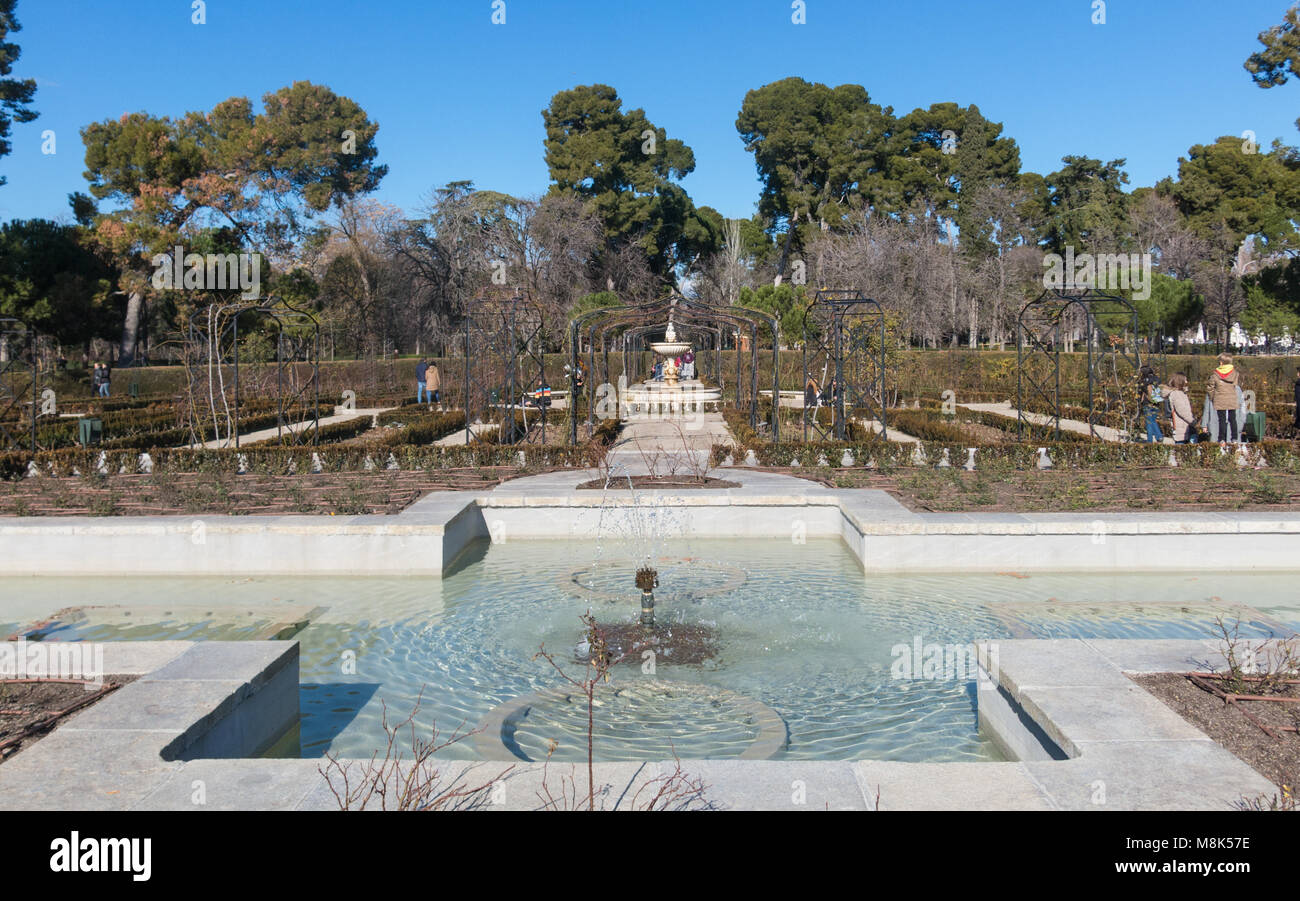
[425,361,441,410]
[415,358,429,404]
[1139,365,1164,443]
[1208,353,1242,445]
[1167,373,1196,443]
[1293,367,1300,430]
[804,377,820,408]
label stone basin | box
[650,342,692,357]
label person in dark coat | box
[415,358,429,404]
[1293,367,1300,429]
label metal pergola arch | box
[579,296,773,435]
[582,302,744,427]
[801,289,889,443]
[0,319,53,454]
[182,297,322,448]
[568,294,780,444]
[619,322,722,388]
[1016,287,1142,441]
[460,291,550,446]
[590,310,736,403]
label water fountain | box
[569,466,723,665]
[621,312,722,415]
[636,565,658,626]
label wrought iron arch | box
[801,289,888,443]
[588,303,757,419]
[1016,288,1141,441]
[0,320,54,453]
[567,294,780,445]
[181,298,321,448]
[460,292,550,446]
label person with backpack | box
[1139,365,1164,443]
[1207,353,1242,445]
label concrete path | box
[959,401,1156,443]
[859,418,920,444]
[606,412,734,476]
[435,421,498,445]
[182,406,393,450]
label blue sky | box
[2,0,1299,224]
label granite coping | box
[3,467,1299,541]
[0,638,1281,810]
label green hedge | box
[0,443,595,478]
[710,439,1299,472]
[0,417,622,479]
[371,411,467,446]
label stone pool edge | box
[0,638,1276,811]
[1,470,1298,575]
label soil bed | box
[0,676,136,762]
[580,621,721,667]
[1134,672,1300,792]
[576,476,741,490]
[772,466,1300,513]
[0,468,558,516]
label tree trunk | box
[774,226,795,285]
[119,291,144,367]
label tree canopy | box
[0,0,37,186]
[542,84,715,280]
[736,78,894,270]
[78,81,386,363]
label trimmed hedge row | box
[0,418,622,479]
[0,444,593,479]
[371,411,467,446]
[710,439,1299,472]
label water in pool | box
[2,538,1295,763]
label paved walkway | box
[435,421,498,445]
[958,401,1157,443]
[859,418,920,444]
[182,406,392,449]
[606,411,735,476]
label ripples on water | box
[2,540,1295,763]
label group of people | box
[1141,353,1290,445]
[90,362,111,398]
[413,358,441,407]
[651,350,695,381]
[804,376,841,409]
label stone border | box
[0,641,302,810]
[0,637,1280,809]
[471,682,787,763]
[3,468,1298,576]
